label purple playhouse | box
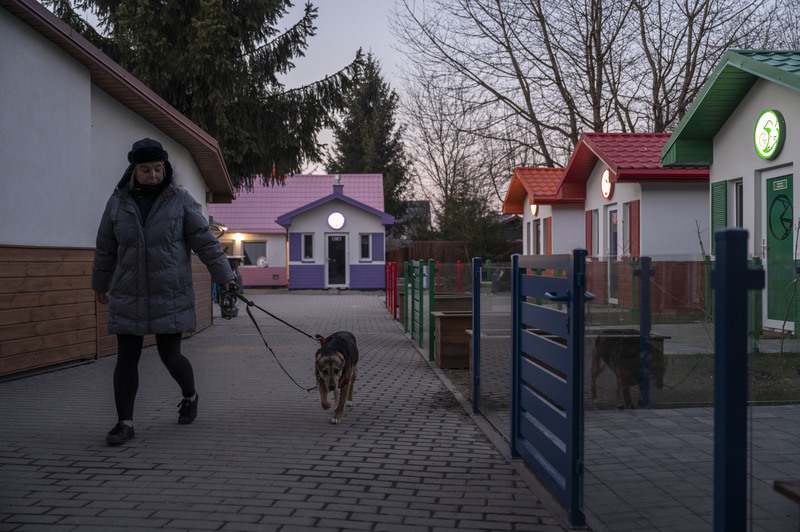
[208,174,394,290]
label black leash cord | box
[234,292,323,343]
[235,292,319,392]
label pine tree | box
[46,0,362,189]
[435,183,507,261]
[326,53,410,227]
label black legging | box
[113,333,196,421]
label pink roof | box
[558,133,708,200]
[208,174,384,233]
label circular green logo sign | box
[754,109,785,159]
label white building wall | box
[552,204,586,254]
[521,197,585,256]
[640,183,709,257]
[580,162,708,259]
[584,163,641,258]
[0,8,212,250]
[1,9,92,247]
[90,87,209,218]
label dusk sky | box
[279,0,404,91]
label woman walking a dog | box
[92,138,235,446]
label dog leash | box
[228,288,321,392]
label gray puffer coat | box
[92,171,233,335]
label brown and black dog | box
[314,331,359,424]
[590,330,664,409]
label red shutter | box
[630,200,640,257]
[585,211,593,256]
[545,216,553,255]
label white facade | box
[709,79,797,330]
[288,200,385,264]
[0,6,217,249]
[583,163,709,259]
[523,202,584,255]
[711,79,797,259]
[285,197,389,289]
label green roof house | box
[662,49,800,331]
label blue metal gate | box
[510,251,591,527]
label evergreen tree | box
[46,0,362,189]
[435,183,507,262]
[326,53,410,227]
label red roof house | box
[556,133,709,258]
[549,133,710,310]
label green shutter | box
[711,181,728,255]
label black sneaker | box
[178,394,198,424]
[106,422,135,446]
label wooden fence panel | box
[0,245,97,375]
[0,245,214,376]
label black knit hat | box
[128,138,169,164]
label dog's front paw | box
[330,417,341,424]
[345,400,354,407]
[321,400,331,410]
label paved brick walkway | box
[0,290,569,531]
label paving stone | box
[0,291,570,531]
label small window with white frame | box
[243,241,267,267]
[360,234,371,261]
[734,180,744,228]
[302,234,314,261]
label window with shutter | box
[711,181,728,255]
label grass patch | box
[659,352,800,407]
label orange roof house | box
[502,167,584,255]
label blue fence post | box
[633,256,655,409]
[569,249,589,527]
[472,257,482,414]
[510,253,521,459]
[712,229,764,531]
[428,259,437,359]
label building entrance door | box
[765,174,794,327]
[327,235,347,287]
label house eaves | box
[3,0,235,203]
[661,49,800,167]
[502,167,582,214]
[276,185,395,228]
[558,133,707,198]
